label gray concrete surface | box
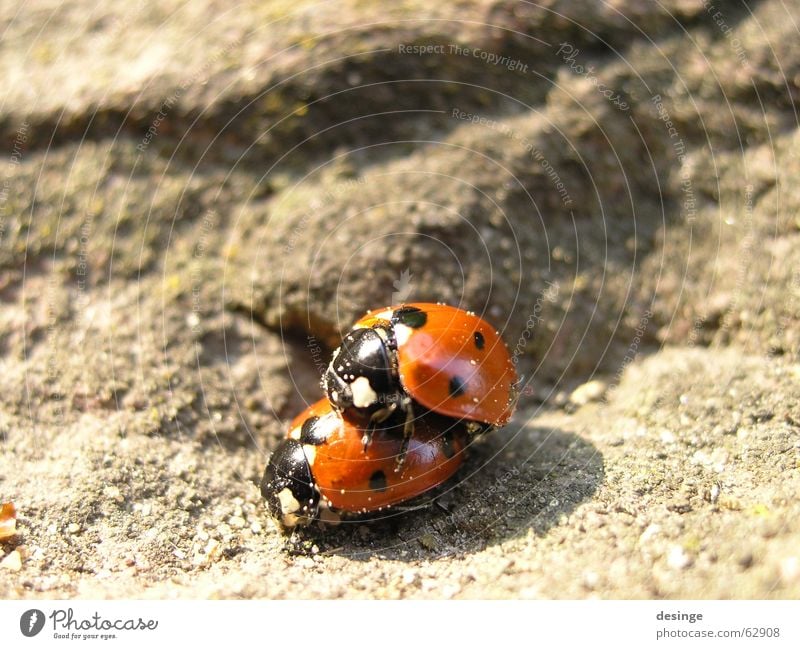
[0,0,798,598]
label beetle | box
[261,398,473,529]
[323,303,518,450]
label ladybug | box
[260,398,472,529]
[323,303,518,445]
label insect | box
[261,398,472,529]
[323,303,518,447]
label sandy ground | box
[1,0,798,598]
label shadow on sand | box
[281,409,604,561]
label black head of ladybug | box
[260,439,319,528]
[322,327,402,427]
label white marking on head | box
[394,323,413,346]
[303,445,316,466]
[277,488,301,515]
[351,376,378,408]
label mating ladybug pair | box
[260,303,518,529]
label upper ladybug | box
[323,303,518,442]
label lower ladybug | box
[323,303,518,445]
[261,398,473,529]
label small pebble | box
[718,494,742,510]
[780,557,799,584]
[193,539,222,567]
[640,524,661,543]
[421,578,438,592]
[228,516,246,529]
[0,517,16,540]
[569,380,607,406]
[103,486,124,503]
[0,550,22,571]
[67,523,81,534]
[667,546,692,569]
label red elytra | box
[354,303,518,426]
[287,398,470,513]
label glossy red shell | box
[355,303,518,426]
[287,398,469,513]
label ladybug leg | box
[391,502,430,513]
[361,403,398,452]
[395,434,410,472]
[393,396,415,472]
[466,420,494,439]
[360,421,376,452]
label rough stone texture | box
[1,0,798,599]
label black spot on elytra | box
[369,470,388,492]
[474,331,485,349]
[393,306,427,328]
[449,375,467,398]
[299,416,328,445]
